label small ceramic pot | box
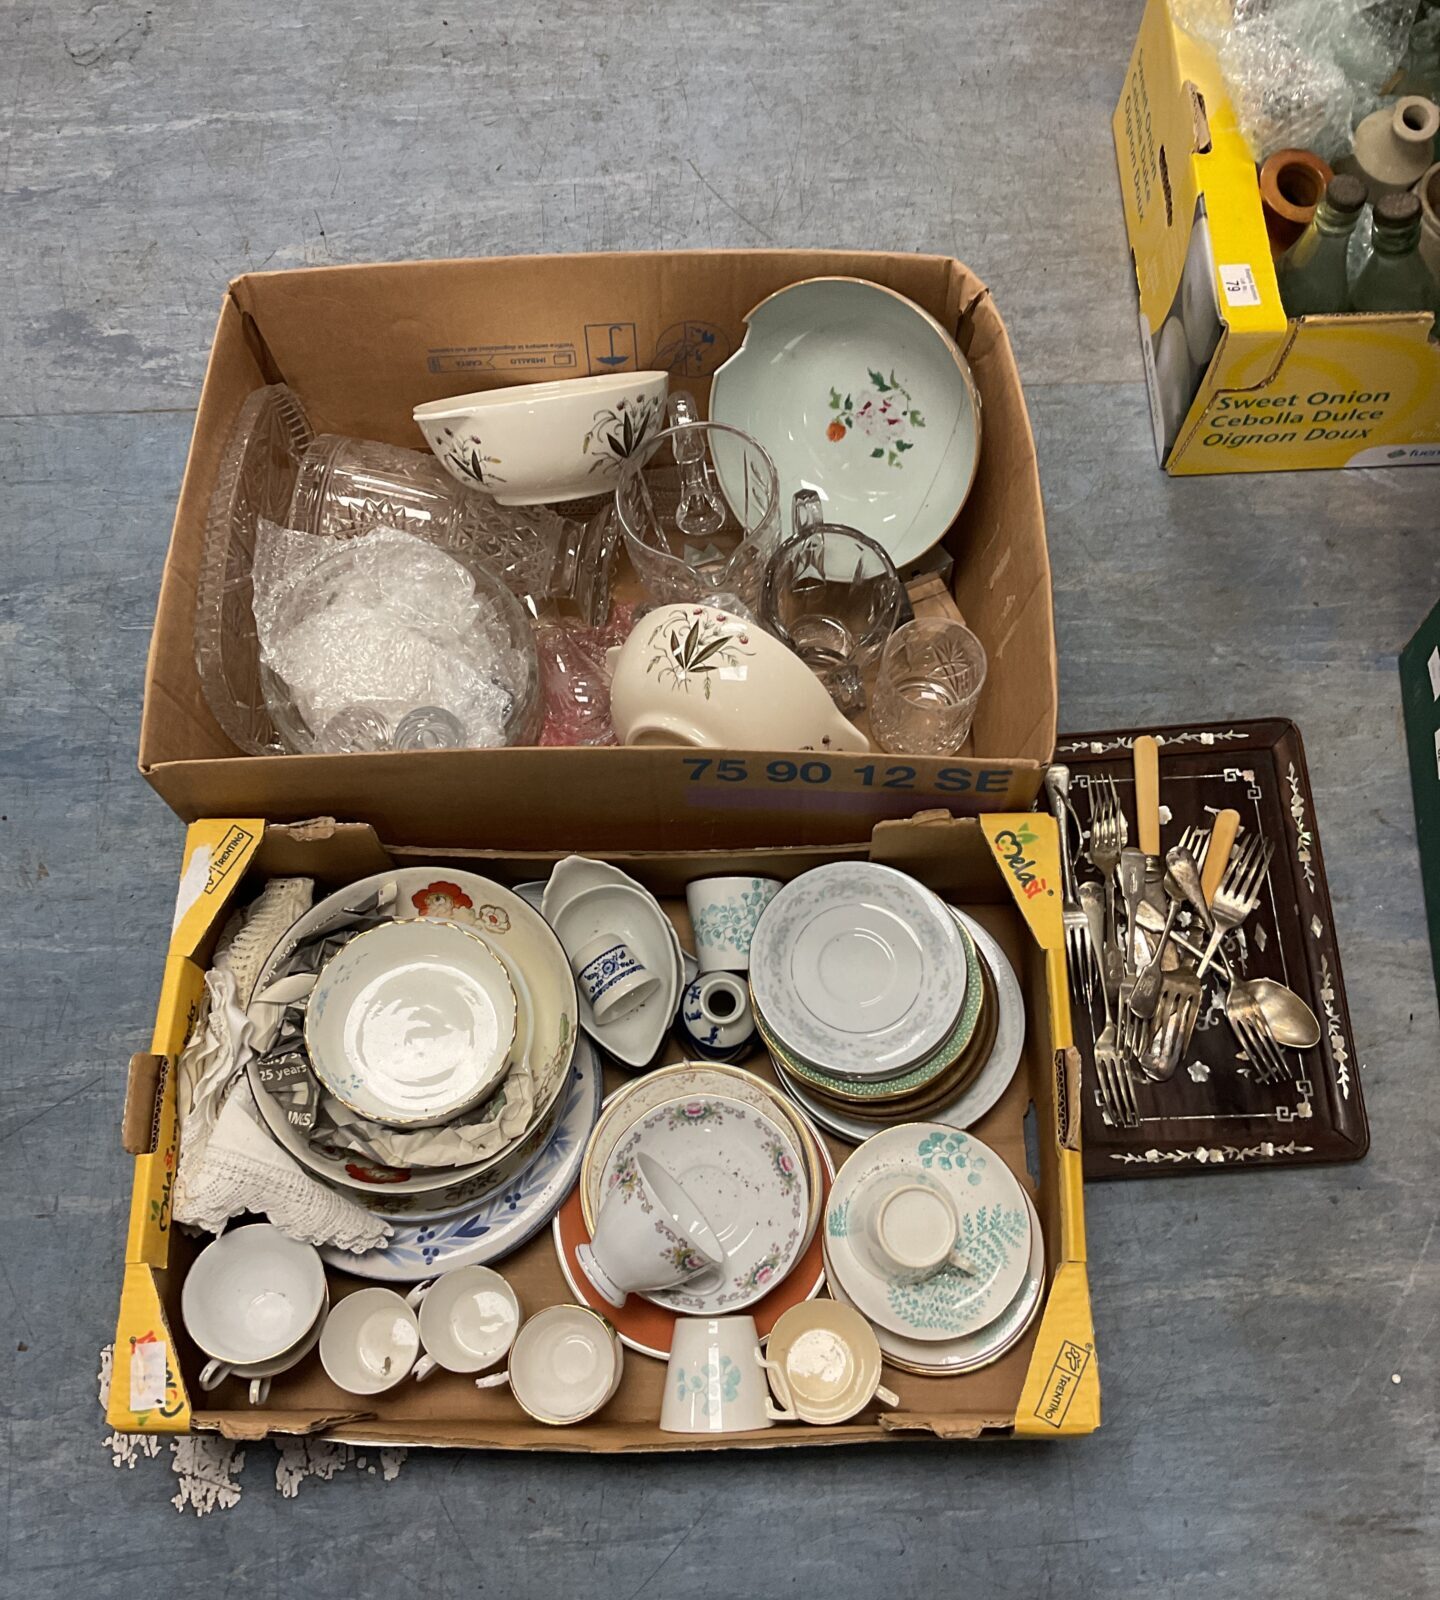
[685,875,782,972]
[479,1304,624,1424]
[413,372,669,505]
[407,1267,520,1380]
[182,1225,327,1368]
[319,1288,422,1396]
[606,603,869,752]
[660,1315,791,1434]
[576,1151,723,1308]
[1340,97,1439,200]
[680,972,756,1057]
[762,1302,900,1425]
[1259,147,1334,257]
[865,1179,976,1285]
[196,1292,328,1406]
[1416,161,1440,278]
[569,932,658,1024]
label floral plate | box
[554,1131,833,1359]
[748,862,966,1080]
[824,1123,1031,1341]
[598,1096,810,1315]
[319,1037,602,1282]
[709,277,982,570]
[773,908,1025,1142]
[825,1189,1044,1375]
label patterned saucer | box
[824,1124,1031,1342]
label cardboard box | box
[1401,599,1440,1013]
[1113,0,1440,475]
[139,250,1057,849]
[107,812,1097,1449]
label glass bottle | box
[1276,175,1366,316]
[1351,191,1440,315]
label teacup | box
[196,1293,328,1407]
[866,1179,976,1285]
[477,1304,624,1424]
[569,932,659,1024]
[413,372,669,506]
[319,1287,422,1395]
[661,1315,791,1434]
[762,1301,899,1425]
[407,1267,520,1380]
[181,1224,327,1369]
[577,1152,723,1308]
[685,876,782,972]
[606,603,869,752]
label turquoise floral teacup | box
[685,876,782,973]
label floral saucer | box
[709,277,982,569]
[319,1038,602,1282]
[824,1124,1031,1342]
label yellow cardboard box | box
[108,814,1098,1447]
[1114,0,1440,474]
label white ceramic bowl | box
[507,1304,624,1424]
[413,372,669,505]
[181,1225,327,1367]
[305,919,518,1127]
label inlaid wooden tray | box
[1054,719,1368,1179]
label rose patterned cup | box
[576,1152,723,1308]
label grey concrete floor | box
[2,0,1438,1595]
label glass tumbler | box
[614,408,781,617]
[760,490,903,715]
[870,619,987,755]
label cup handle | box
[197,1359,230,1392]
[248,1376,272,1406]
[405,1279,435,1310]
[874,1384,901,1409]
[412,1354,438,1383]
[792,487,824,534]
[575,1245,628,1309]
[755,1347,798,1422]
[474,1370,511,1392]
[945,1245,979,1277]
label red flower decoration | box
[411,880,473,915]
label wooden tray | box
[1054,719,1368,1179]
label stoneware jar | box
[1416,161,1440,278]
[1340,97,1439,199]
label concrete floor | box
[2,0,1438,1595]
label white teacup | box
[762,1301,900,1425]
[182,1224,327,1369]
[866,1179,976,1285]
[661,1315,791,1434]
[685,876,782,972]
[319,1288,422,1395]
[577,1152,723,1308]
[570,932,659,1024]
[196,1294,328,1407]
[477,1304,624,1424]
[407,1267,520,1380]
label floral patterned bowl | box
[709,277,981,568]
[413,371,668,506]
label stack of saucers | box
[822,1123,1044,1376]
[749,863,1025,1143]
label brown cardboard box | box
[108,812,1097,1449]
[140,251,1057,849]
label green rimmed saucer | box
[754,918,982,1101]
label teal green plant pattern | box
[916,1130,988,1186]
[690,880,777,961]
[827,1197,851,1238]
[674,1354,743,1414]
[884,1202,1029,1333]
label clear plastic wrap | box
[252,522,542,752]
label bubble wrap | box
[252,522,532,750]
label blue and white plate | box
[321,1038,603,1282]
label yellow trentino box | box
[1114,0,1440,475]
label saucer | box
[749,863,966,1080]
[709,277,982,569]
[599,1095,810,1315]
[824,1124,1031,1341]
[826,1189,1045,1374]
[305,919,517,1126]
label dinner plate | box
[598,1094,810,1315]
[305,919,518,1126]
[554,1127,833,1359]
[749,863,965,1080]
[825,1124,1031,1341]
[248,868,577,1193]
[709,277,982,569]
[773,908,1025,1142]
[825,1188,1044,1374]
[319,1037,602,1281]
